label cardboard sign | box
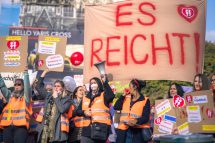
[176,90,215,133]
[84,0,206,83]
[37,36,67,72]
[0,36,28,72]
[154,98,177,135]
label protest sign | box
[37,35,67,72]
[177,90,215,133]
[154,99,178,135]
[0,36,28,72]
[84,0,206,83]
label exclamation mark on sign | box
[194,33,200,74]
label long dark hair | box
[72,86,82,99]
[167,83,184,98]
[89,77,104,94]
[193,73,210,91]
[130,79,146,93]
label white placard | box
[193,95,208,104]
[155,100,171,116]
[46,54,64,69]
[158,120,174,134]
[38,41,56,54]
[187,105,201,123]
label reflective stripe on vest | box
[82,93,111,125]
[118,96,150,130]
[61,114,69,133]
[72,116,91,128]
[0,96,32,129]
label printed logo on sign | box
[178,5,198,23]
[154,116,162,125]
[173,95,185,107]
[185,95,193,103]
[206,108,213,118]
[193,95,208,104]
[37,60,44,67]
[7,41,20,50]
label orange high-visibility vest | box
[118,95,150,130]
[36,107,44,123]
[36,107,70,133]
[0,96,32,129]
[81,92,111,127]
[61,114,69,133]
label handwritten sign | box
[37,36,67,72]
[84,0,206,83]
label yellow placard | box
[187,106,198,111]
[45,37,60,42]
[6,36,21,41]
[202,125,215,131]
[41,41,55,46]
[178,122,189,130]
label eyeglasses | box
[211,79,215,82]
[14,83,22,86]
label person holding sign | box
[210,73,215,97]
[76,75,115,143]
[35,78,72,143]
[0,68,32,143]
[167,83,184,98]
[114,79,151,143]
[193,73,210,91]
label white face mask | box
[91,83,98,91]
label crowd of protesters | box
[0,68,214,143]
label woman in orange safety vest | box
[0,70,32,143]
[76,75,115,143]
[114,79,151,143]
[68,86,85,143]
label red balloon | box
[70,52,84,66]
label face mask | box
[91,83,98,91]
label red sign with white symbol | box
[37,60,44,67]
[173,95,185,107]
[7,41,20,50]
[178,5,198,23]
[154,116,162,125]
[206,108,213,118]
[185,95,193,103]
[70,52,84,66]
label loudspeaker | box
[94,61,106,75]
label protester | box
[167,83,185,98]
[35,70,72,143]
[193,73,210,91]
[69,86,85,143]
[114,79,150,143]
[0,68,32,143]
[210,72,215,96]
[76,75,115,143]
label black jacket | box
[76,80,115,138]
